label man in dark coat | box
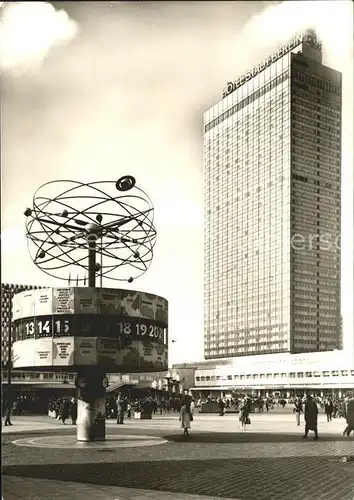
[60,398,70,425]
[3,400,12,426]
[116,393,126,424]
[324,398,334,422]
[218,398,225,416]
[303,395,319,440]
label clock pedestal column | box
[76,368,107,442]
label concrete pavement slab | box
[2,412,354,500]
[3,476,236,500]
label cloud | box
[229,1,353,80]
[1,1,352,364]
[0,2,78,75]
[242,0,353,52]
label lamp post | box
[151,380,157,399]
[2,285,13,425]
[164,371,172,394]
[174,374,181,394]
[7,309,12,424]
[171,369,178,394]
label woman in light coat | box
[179,400,192,437]
[239,397,252,430]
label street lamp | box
[151,380,157,398]
[168,370,181,394]
[2,285,13,425]
[173,373,182,394]
[164,371,172,394]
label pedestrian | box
[70,398,77,425]
[293,397,303,426]
[3,400,12,426]
[160,399,165,415]
[12,400,19,416]
[303,395,319,440]
[116,392,125,424]
[55,398,62,420]
[239,397,252,430]
[179,398,192,437]
[127,401,132,419]
[60,398,70,425]
[342,394,354,437]
[324,398,334,422]
[190,399,195,415]
[218,397,225,416]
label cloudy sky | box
[1,1,353,365]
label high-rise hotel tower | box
[204,30,341,359]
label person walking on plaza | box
[116,393,126,424]
[179,398,192,437]
[127,401,132,419]
[60,398,70,425]
[70,398,77,425]
[303,395,319,440]
[293,397,303,426]
[218,397,225,416]
[239,397,252,430]
[342,394,354,437]
[55,398,62,420]
[3,400,12,426]
[324,398,334,422]
[159,399,165,415]
[190,399,195,416]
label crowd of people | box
[44,394,189,426]
[46,392,353,439]
[48,397,77,424]
[105,395,187,420]
[214,396,283,415]
[2,395,48,418]
[3,391,354,439]
[201,395,299,414]
[291,394,354,438]
[202,394,351,418]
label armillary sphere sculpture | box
[14,175,167,443]
[24,176,156,285]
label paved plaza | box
[2,411,354,500]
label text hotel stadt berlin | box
[204,29,342,360]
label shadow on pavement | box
[163,432,348,443]
[3,456,354,500]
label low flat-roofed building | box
[172,350,354,398]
